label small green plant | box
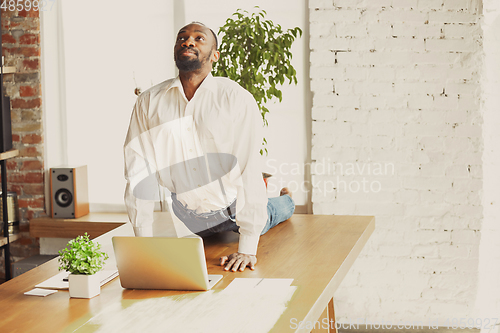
[58,233,109,275]
[213,6,302,155]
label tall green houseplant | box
[213,7,302,155]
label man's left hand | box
[220,252,257,272]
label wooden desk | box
[0,214,374,333]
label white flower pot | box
[69,273,101,299]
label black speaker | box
[0,95,12,153]
[50,166,89,219]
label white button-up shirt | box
[123,73,268,255]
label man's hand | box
[220,252,257,272]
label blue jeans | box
[171,193,295,237]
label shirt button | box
[187,127,191,131]
[197,184,201,187]
[189,149,193,152]
[193,168,196,171]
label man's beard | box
[175,48,211,72]
[176,56,202,72]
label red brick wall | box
[0,8,44,279]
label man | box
[124,22,295,273]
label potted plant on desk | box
[58,232,109,299]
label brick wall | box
[0,8,44,279]
[309,0,482,322]
[475,0,500,319]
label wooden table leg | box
[328,298,336,333]
[311,298,336,333]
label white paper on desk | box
[79,278,296,333]
[24,288,57,297]
[35,271,69,289]
[100,270,119,286]
[221,277,262,292]
[253,278,294,294]
[35,270,119,290]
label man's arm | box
[221,90,268,271]
[124,95,155,237]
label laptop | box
[112,236,223,291]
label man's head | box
[174,22,219,73]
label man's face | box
[174,24,219,72]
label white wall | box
[475,0,500,327]
[42,0,309,212]
[42,0,175,210]
[309,0,483,324]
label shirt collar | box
[167,73,217,95]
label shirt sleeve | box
[232,91,268,255]
[123,94,155,237]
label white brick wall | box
[309,0,482,323]
[474,0,500,324]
